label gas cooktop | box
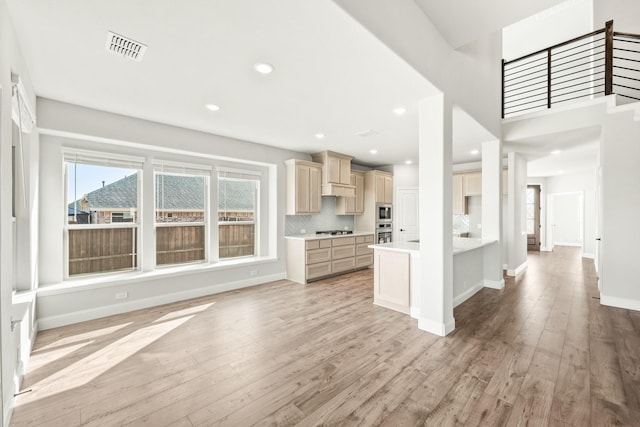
[315,230,354,236]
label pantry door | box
[396,188,419,242]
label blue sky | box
[67,163,136,202]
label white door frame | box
[547,191,585,253]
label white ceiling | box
[7,0,446,167]
[414,0,569,49]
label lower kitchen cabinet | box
[285,233,374,284]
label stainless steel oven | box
[376,204,392,223]
[375,223,392,244]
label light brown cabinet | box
[452,174,465,215]
[311,151,355,197]
[372,172,393,204]
[285,234,374,284]
[285,159,322,215]
[355,170,394,232]
[335,171,364,215]
[463,172,482,197]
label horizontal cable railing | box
[503,21,640,118]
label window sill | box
[37,256,279,297]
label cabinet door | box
[384,176,393,204]
[463,172,482,196]
[452,174,464,215]
[354,173,364,213]
[309,166,322,213]
[327,156,341,184]
[339,159,351,185]
[375,175,385,203]
[295,164,310,213]
[375,251,410,307]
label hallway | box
[10,247,640,426]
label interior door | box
[527,185,541,251]
[396,188,419,242]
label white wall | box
[594,0,640,33]
[503,0,593,60]
[507,153,528,274]
[0,0,38,423]
[36,99,306,328]
[600,107,640,310]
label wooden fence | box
[68,227,137,276]
[156,225,205,265]
[219,223,255,259]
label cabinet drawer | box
[306,240,319,250]
[356,254,373,268]
[332,257,355,273]
[332,245,355,260]
[306,248,331,265]
[319,239,331,248]
[306,262,332,280]
[356,243,373,256]
[356,235,374,244]
[332,236,356,246]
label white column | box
[418,93,454,336]
[481,139,504,289]
[506,152,528,276]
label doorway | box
[527,185,541,251]
[396,188,419,242]
[548,192,584,252]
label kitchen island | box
[369,238,498,317]
[285,232,374,284]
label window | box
[154,161,210,266]
[64,150,143,277]
[218,169,259,259]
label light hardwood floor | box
[11,247,640,426]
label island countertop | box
[284,231,374,241]
[369,237,496,255]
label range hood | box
[311,150,355,197]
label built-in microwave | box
[376,204,392,223]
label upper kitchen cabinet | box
[463,172,482,197]
[367,170,393,204]
[452,174,465,215]
[285,159,322,215]
[311,151,356,197]
[335,170,364,215]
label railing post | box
[547,48,552,109]
[501,59,505,118]
[605,20,614,95]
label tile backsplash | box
[453,214,470,234]
[285,197,354,235]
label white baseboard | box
[502,263,508,271]
[507,260,528,277]
[418,317,455,336]
[600,294,640,312]
[3,398,13,427]
[540,246,552,252]
[37,273,286,330]
[410,306,420,319]
[553,242,582,247]
[454,281,484,307]
[582,252,595,259]
[484,279,505,290]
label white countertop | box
[284,231,374,241]
[369,237,496,255]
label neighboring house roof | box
[68,173,255,211]
[68,206,88,215]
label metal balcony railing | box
[502,21,640,118]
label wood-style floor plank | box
[10,246,640,426]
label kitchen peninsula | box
[369,238,498,317]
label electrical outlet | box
[115,291,128,300]
[300,229,306,234]
[250,270,258,277]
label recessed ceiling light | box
[405,160,413,165]
[314,133,325,139]
[470,149,480,155]
[205,104,220,112]
[254,63,274,74]
[369,149,378,155]
[551,150,562,155]
[393,107,407,115]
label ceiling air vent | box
[355,129,379,137]
[105,31,147,62]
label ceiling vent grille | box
[355,129,379,137]
[105,31,147,62]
